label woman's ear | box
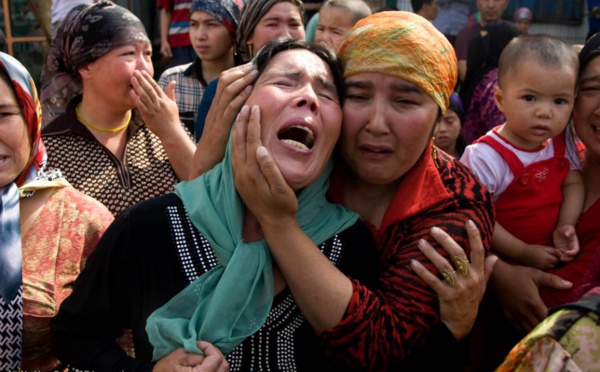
[78,64,92,80]
[493,84,505,113]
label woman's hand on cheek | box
[208,63,258,135]
[192,64,258,179]
[131,70,181,138]
[232,105,297,228]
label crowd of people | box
[1,0,599,371]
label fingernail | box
[257,146,268,158]
[244,85,253,93]
[430,226,441,234]
[248,69,258,77]
[561,280,572,286]
[467,220,475,229]
[418,239,427,249]
[240,105,248,114]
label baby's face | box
[494,62,577,149]
[315,6,356,51]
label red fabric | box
[478,132,569,246]
[542,197,600,308]
[21,187,113,371]
[322,144,495,370]
[156,0,171,9]
[156,0,191,48]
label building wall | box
[396,0,588,45]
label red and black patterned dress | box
[323,142,495,371]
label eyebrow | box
[261,14,301,23]
[345,80,373,89]
[0,103,19,109]
[315,75,338,95]
[274,71,338,94]
[389,81,426,95]
[346,79,425,95]
[579,74,600,85]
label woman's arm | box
[190,63,257,179]
[232,106,494,369]
[51,214,153,371]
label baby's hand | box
[519,245,561,270]
[553,225,580,262]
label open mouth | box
[278,125,314,150]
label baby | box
[315,0,371,51]
[461,35,583,270]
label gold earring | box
[431,137,440,168]
[247,43,254,58]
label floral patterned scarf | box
[0,52,68,370]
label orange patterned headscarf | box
[338,11,457,114]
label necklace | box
[76,104,132,133]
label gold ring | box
[441,269,456,288]
[452,255,470,277]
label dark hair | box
[460,20,520,111]
[579,32,600,72]
[410,0,433,13]
[254,38,345,105]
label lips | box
[278,125,315,150]
[359,144,393,154]
[531,125,550,135]
[195,45,210,53]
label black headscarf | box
[39,1,149,125]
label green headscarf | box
[146,130,358,359]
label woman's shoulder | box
[42,96,82,136]
[50,186,114,227]
[115,192,184,225]
[437,150,491,197]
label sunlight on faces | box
[574,56,600,158]
[244,49,342,191]
[340,72,439,186]
[315,6,356,51]
[190,11,235,62]
[495,63,577,149]
[0,77,30,187]
[248,2,306,52]
[81,41,154,111]
[434,108,461,154]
